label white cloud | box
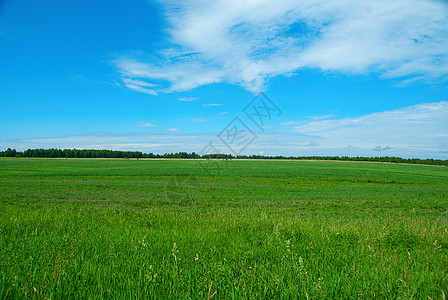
[114,0,448,94]
[138,122,157,127]
[202,103,222,107]
[178,96,199,102]
[166,127,180,132]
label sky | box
[0,0,447,158]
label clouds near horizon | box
[293,101,448,157]
[3,102,447,159]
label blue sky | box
[0,0,447,158]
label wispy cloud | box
[306,114,334,121]
[166,127,180,132]
[395,76,426,87]
[123,78,157,95]
[202,103,222,107]
[138,122,157,127]
[293,101,448,157]
[190,117,207,122]
[178,96,199,102]
[114,0,448,94]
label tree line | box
[0,148,447,166]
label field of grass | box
[0,158,447,299]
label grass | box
[0,158,447,299]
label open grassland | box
[0,158,447,299]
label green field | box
[0,158,447,299]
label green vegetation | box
[1,148,447,165]
[0,158,447,298]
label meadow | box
[0,158,447,299]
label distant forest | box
[0,148,447,166]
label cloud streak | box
[122,78,157,95]
[178,96,199,102]
[138,122,157,127]
[114,0,448,94]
